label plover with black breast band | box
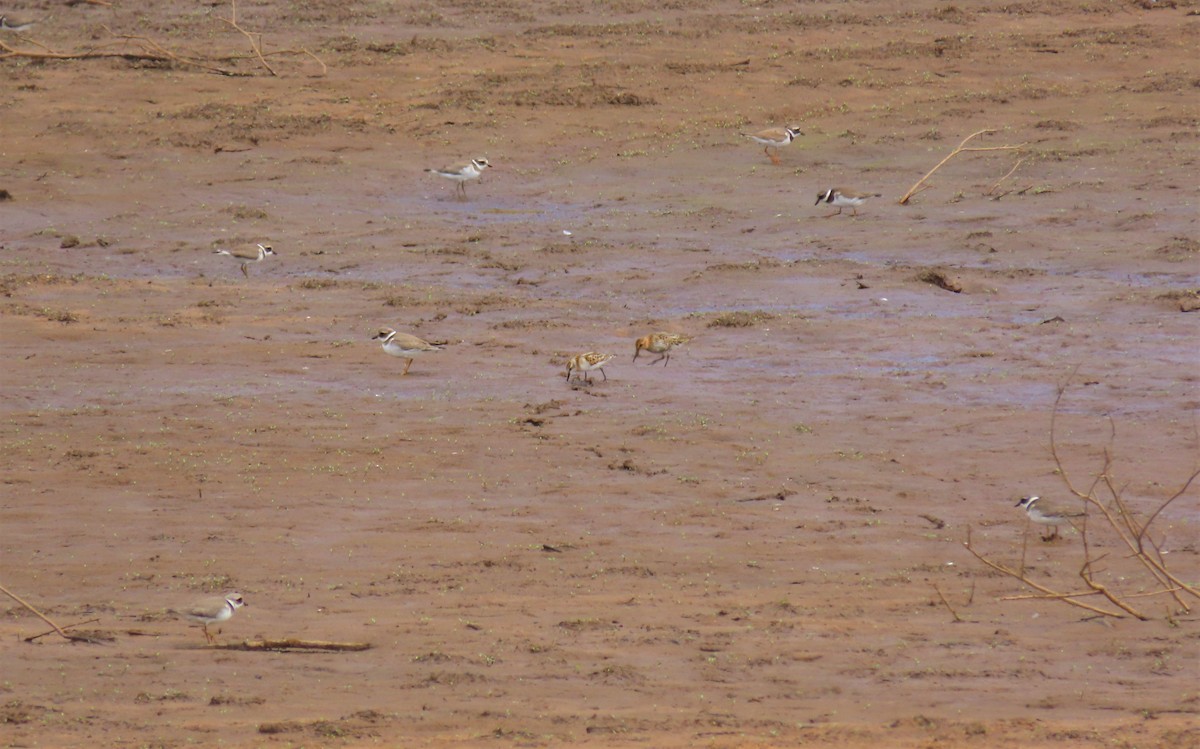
[214,242,276,278]
[743,126,803,164]
[373,327,442,375]
[425,157,491,200]
[171,592,246,644]
[1015,495,1086,541]
[814,187,882,217]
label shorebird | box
[566,352,615,384]
[0,16,36,32]
[814,188,882,217]
[425,158,491,200]
[214,243,276,278]
[171,592,246,644]
[1015,495,1086,541]
[743,126,803,164]
[373,327,442,375]
[633,332,691,366]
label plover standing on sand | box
[1015,495,1086,541]
[373,327,442,375]
[814,188,882,217]
[743,126,803,164]
[425,158,491,200]
[171,592,246,644]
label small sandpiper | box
[633,332,692,367]
[566,352,615,384]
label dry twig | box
[0,29,241,75]
[0,582,107,644]
[987,156,1027,195]
[1,3,325,77]
[216,0,327,76]
[214,638,373,652]
[25,617,102,642]
[964,528,1128,618]
[898,129,1028,205]
[932,582,965,623]
[219,0,276,76]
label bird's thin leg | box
[600,368,607,381]
[241,264,250,278]
[402,359,413,376]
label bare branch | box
[213,638,372,652]
[218,0,277,76]
[932,582,965,623]
[0,582,107,644]
[898,129,1028,205]
[1,5,325,77]
[963,528,1126,618]
[1140,468,1200,545]
[986,156,1027,195]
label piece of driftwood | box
[1,1,326,77]
[25,617,102,642]
[0,31,241,75]
[214,638,372,652]
[0,582,107,644]
[736,489,796,503]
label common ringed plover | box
[171,592,246,644]
[566,352,615,384]
[633,332,692,367]
[743,126,803,164]
[1015,495,1086,541]
[214,242,276,278]
[373,327,442,375]
[0,16,36,32]
[815,188,882,217]
[425,158,491,200]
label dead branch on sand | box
[0,582,108,644]
[963,374,1199,621]
[931,582,967,623]
[217,0,326,77]
[898,129,1028,204]
[986,156,1027,196]
[0,1,325,76]
[25,617,103,642]
[0,32,240,74]
[214,638,373,652]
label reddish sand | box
[1,1,1197,747]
